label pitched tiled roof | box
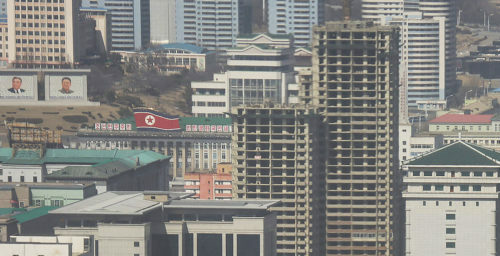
[429,114,494,124]
[407,141,500,166]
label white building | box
[191,73,228,118]
[1,236,91,256]
[399,123,443,163]
[175,0,239,51]
[403,141,499,256]
[362,0,456,111]
[81,0,146,51]
[191,34,294,117]
[267,0,324,47]
[149,0,176,44]
[50,191,279,256]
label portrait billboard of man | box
[8,77,24,94]
[47,75,84,100]
[59,77,74,94]
[0,74,36,100]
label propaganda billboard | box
[0,75,37,100]
[46,75,85,100]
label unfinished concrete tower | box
[232,105,325,255]
[311,21,400,255]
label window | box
[460,185,469,191]
[486,172,494,177]
[8,176,11,182]
[446,214,455,220]
[446,242,455,248]
[435,185,444,191]
[424,171,432,176]
[473,172,482,177]
[446,228,455,234]
[436,171,445,176]
[134,241,140,247]
[448,201,452,206]
[423,185,431,191]
[423,201,426,206]
[33,176,37,182]
[435,201,439,206]
[461,171,470,177]
[476,202,480,206]
[413,171,420,176]
[473,185,481,191]
[463,201,466,206]
[20,176,24,182]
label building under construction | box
[6,122,62,153]
[310,21,400,255]
[232,105,325,255]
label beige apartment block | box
[7,0,80,68]
[232,105,325,255]
[311,21,400,255]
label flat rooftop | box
[50,191,279,215]
[49,191,191,216]
[164,199,280,210]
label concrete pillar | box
[233,233,237,256]
[193,233,198,256]
[181,142,186,177]
[222,233,226,256]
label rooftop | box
[406,141,500,166]
[0,207,57,223]
[155,43,205,54]
[429,114,494,124]
[49,191,191,216]
[164,199,280,210]
[238,33,292,40]
[0,182,95,190]
[46,150,169,180]
[1,148,168,169]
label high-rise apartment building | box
[310,21,400,255]
[417,0,456,96]
[81,0,147,51]
[361,0,456,111]
[175,0,239,51]
[232,105,325,255]
[7,0,81,68]
[268,0,325,47]
[385,13,446,109]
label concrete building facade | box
[73,128,232,179]
[403,142,499,256]
[184,172,232,199]
[50,191,279,256]
[267,0,325,47]
[149,0,176,44]
[175,0,239,51]
[81,0,146,51]
[232,105,325,255]
[311,21,400,255]
[7,0,80,68]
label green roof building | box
[0,148,170,194]
[403,141,500,255]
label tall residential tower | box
[310,21,400,255]
[268,0,325,47]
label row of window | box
[412,170,494,177]
[423,201,481,206]
[5,175,38,182]
[422,185,482,192]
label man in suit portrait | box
[8,77,24,94]
[59,77,74,94]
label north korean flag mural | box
[133,108,181,132]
